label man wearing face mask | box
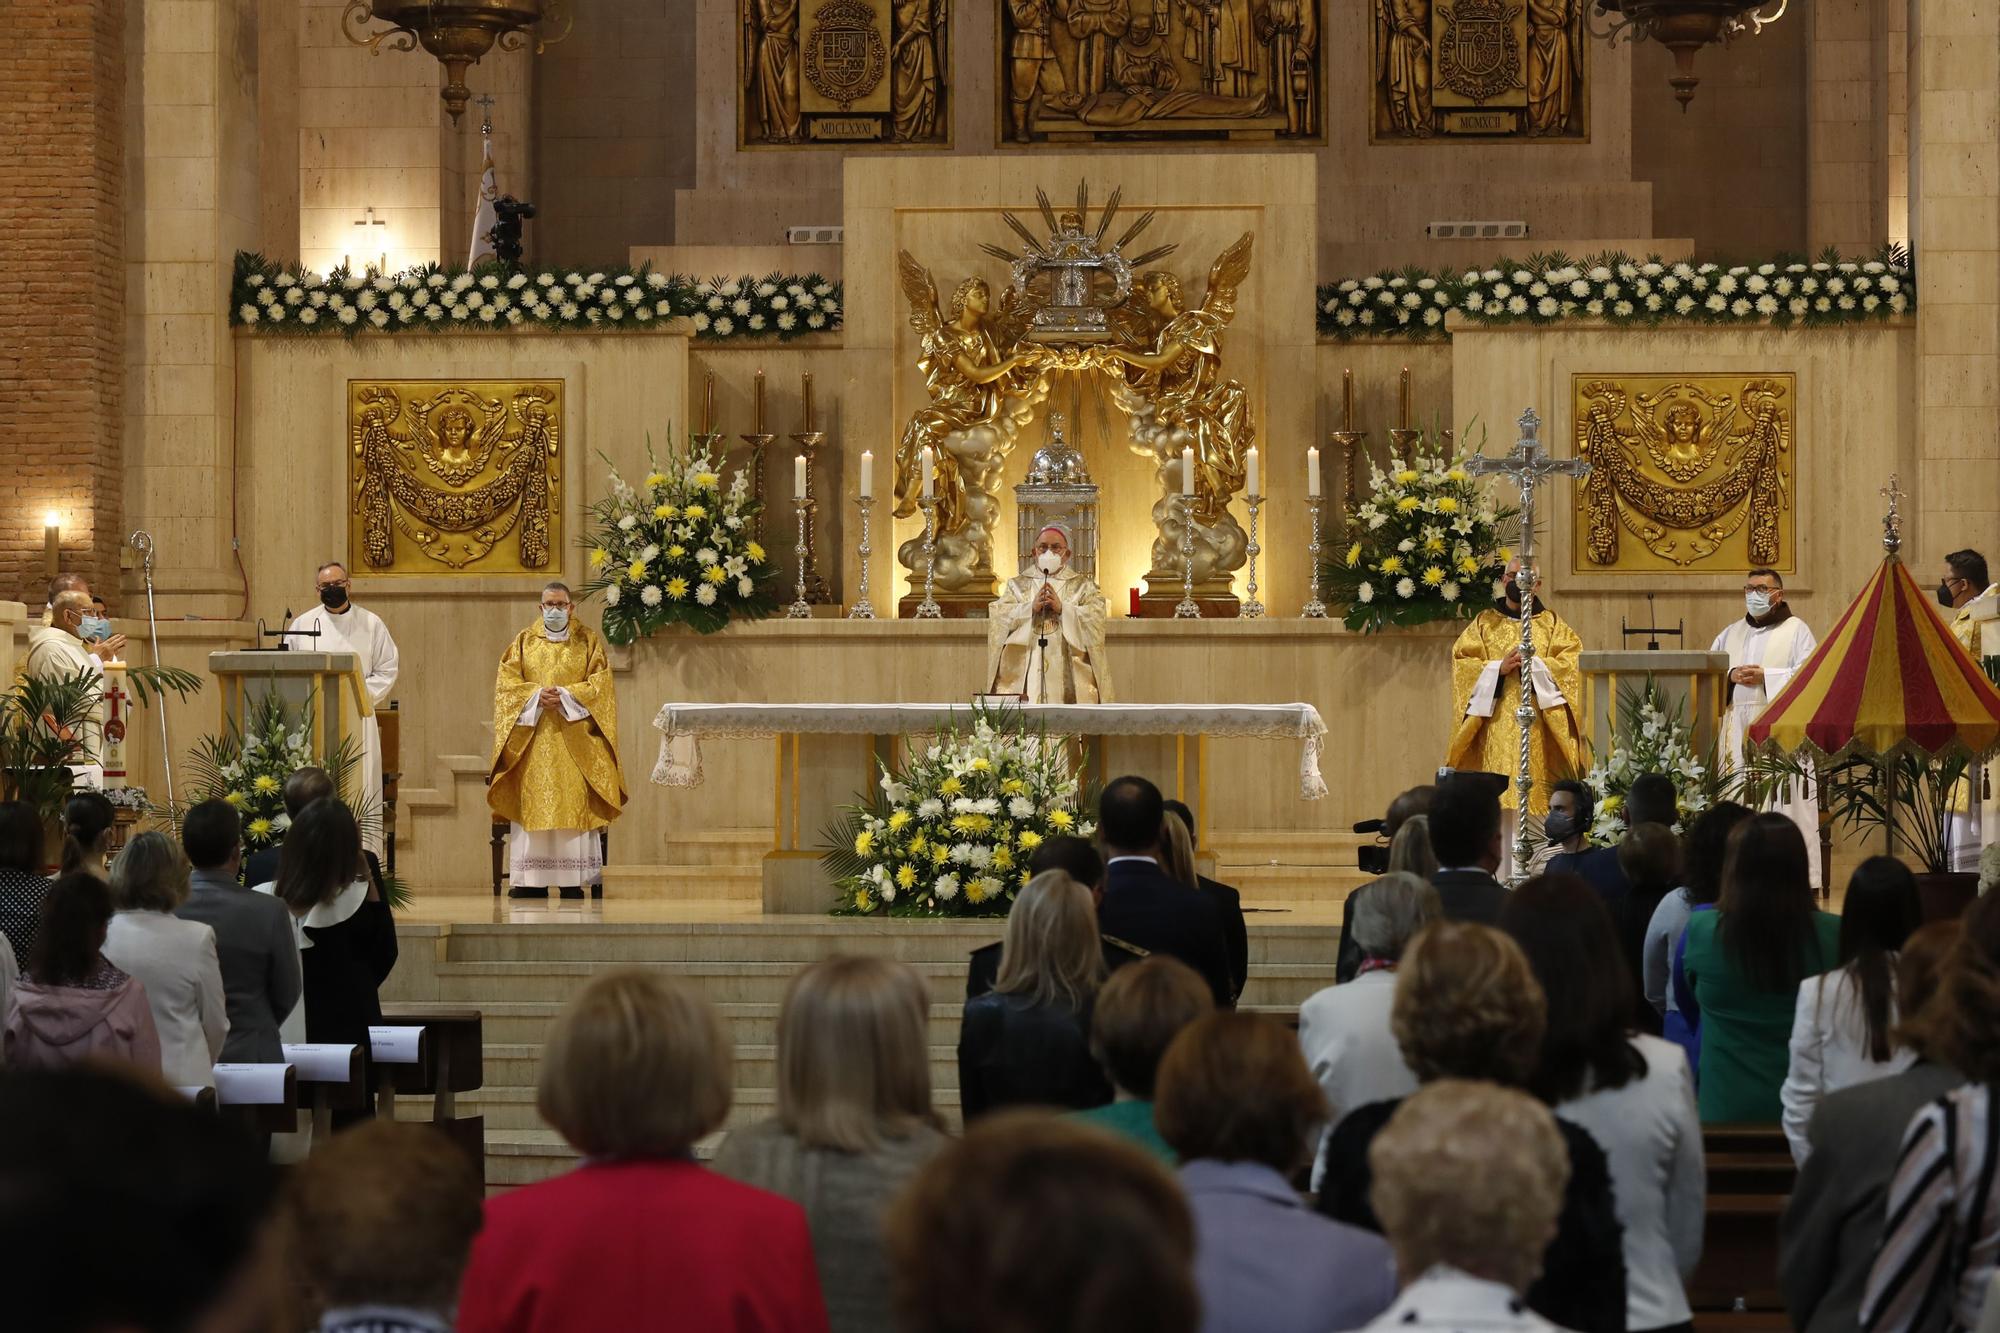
[288,562,400,858]
[42,574,127,667]
[487,583,628,900]
[1940,550,1997,872]
[986,524,1113,703]
[24,588,109,786]
[1711,568,1821,884]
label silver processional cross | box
[1465,408,1591,882]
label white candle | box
[1307,446,1322,497]
[921,445,935,498]
[794,454,807,498]
[1182,446,1195,497]
[1246,446,1260,498]
[859,449,875,499]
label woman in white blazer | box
[1781,856,1922,1164]
[103,832,227,1088]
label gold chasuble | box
[488,625,628,833]
[1446,608,1585,815]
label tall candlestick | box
[1399,366,1411,430]
[1181,446,1195,497]
[859,449,875,499]
[1245,446,1260,499]
[794,453,807,498]
[802,371,815,433]
[753,370,766,434]
[921,445,935,498]
[1342,368,1354,431]
[1307,446,1322,498]
[702,371,715,436]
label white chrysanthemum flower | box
[917,798,944,819]
[1396,577,1416,598]
[695,583,717,606]
[736,576,755,597]
[934,873,960,901]
[618,515,638,531]
[1755,294,1779,315]
[1442,582,1460,602]
[299,308,318,324]
[370,310,390,328]
[1705,294,1727,312]
[238,304,260,323]
[1506,296,1529,315]
[1537,297,1559,317]
[714,317,734,335]
[1358,582,1374,603]
[640,584,663,606]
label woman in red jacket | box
[456,967,829,1333]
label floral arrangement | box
[1318,248,1913,340]
[577,438,778,641]
[103,786,151,813]
[228,252,841,342]
[822,714,1096,917]
[1582,680,1720,840]
[186,691,319,851]
[1321,434,1517,633]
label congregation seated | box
[887,1113,1199,1333]
[964,834,1141,999]
[1298,871,1437,1185]
[1614,822,1682,1034]
[1316,918,1629,1333]
[1644,800,1752,1063]
[1159,1011,1398,1333]
[1096,775,1234,1007]
[175,798,302,1065]
[1676,812,1841,1122]
[5,871,161,1073]
[1070,954,1215,1161]
[1861,889,2000,1333]
[958,870,1113,1119]
[1424,775,1510,926]
[60,789,116,880]
[286,1120,484,1333]
[714,954,948,1333]
[0,798,52,975]
[1164,798,1248,1005]
[1501,874,1705,1333]
[1359,1081,1576,1333]
[1780,918,1962,1333]
[1780,854,1923,1163]
[458,967,830,1332]
[103,831,228,1089]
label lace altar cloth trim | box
[650,701,1329,800]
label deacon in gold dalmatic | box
[488,583,628,899]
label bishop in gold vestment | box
[1446,576,1585,820]
[488,586,628,898]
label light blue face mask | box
[1745,591,1773,618]
[542,606,570,633]
[78,613,113,642]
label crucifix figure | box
[1879,472,1904,555]
[1466,407,1592,881]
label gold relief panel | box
[740,0,951,146]
[998,0,1321,145]
[1571,374,1796,576]
[1372,0,1587,142]
[348,380,564,577]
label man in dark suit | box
[1095,776,1233,1007]
[1164,798,1247,1005]
[174,799,301,1065]
[965,835,1144,999]
[1425,774,1511,922]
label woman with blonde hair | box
[715,955,947,1333]
[457,967,829,1333]
[103,831,227,1089]
[958,869,1112,1119]
[1387,816,1438,880]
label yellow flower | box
[253,774,281,794]
[855,888,874,911]
[644,472,668,488]
[694,471,720,488]
[1020,868,1033,886]
[703,565,728,584]
[665,577,689,600]
[1457,556,1481,576]
[993,845,1014,871]
[908,834,927,856]
[589,548,609,568]
[683,503,707,520]
[969,758,991,772]
[668,544,686,559]
[246,817,273,839]
[931,844,950,865]
[1423,535,1446,554]
[653,504,673,520]
[1018,830,1043,851]
[939,777,963,796]
[1500,546,1513,563]
[1395,469,1420,484]
[1447,467,1469,482]
[1047,809,1074,830]
[746,541,767,562]
[951,813,992,835]
[1379,555,1405,575]
[1396,496,1422,513]
[628,560,648,580]
[896,864,918,889]
[1346,542,1363,567]
[1000,778,1026,796]
[1423,566,1446,586]
[1435,495,1461,514]
[887,810,911,832]
[224,791,247,808]
[966,879,989,904]
[854,830,874,856]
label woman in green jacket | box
[1681,813,1840,1122]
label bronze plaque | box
[741,0,950,146]
[1373,0,1587,143]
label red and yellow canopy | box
[1748,556,2000,762]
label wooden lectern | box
[208,651,372,766]
[1579,649,1733,766]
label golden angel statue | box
[1101,232,1256,597]
[893,250,1051,601]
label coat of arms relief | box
[1374,0,1586,141]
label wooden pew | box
[212,1062,299,1137]
[283,1042,367,1144]
[376,1004,486,1183]
[1690,1124,1794,1316]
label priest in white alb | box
[24,588,108,788]
[987,525,1113,703]
[1713,567,1821,885]
[288,561,400,857]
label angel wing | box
[897,249,944,338]
[1106,287,1166,349]
[1197,232,1255,325]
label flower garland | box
[228,252,841,342]
[575,438,778,641]
[1321,434,1517,633]
[822,715,1095,918]
[1317,248,1913,340]
[1583,679,1719,840]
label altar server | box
[1712,569,1821,885]
[487,583,628,900]
[288,562,400,858]
[987,525,1113,703]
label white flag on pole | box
[469,132,499,266]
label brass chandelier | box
[342,1,572,124]
[1589,0,1789,110]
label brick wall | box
[0,0,125,608]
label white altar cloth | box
[651,701,1330,800]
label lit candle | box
[1246,446,1260,498]
[794,454,807,498]
[859,449,875,499]
[1307,446,1322,498]
[1182,446,1195,497]
[920,445,936,498]
[753,370,766,434]
[802,371,815,433]
[43,512,59,577]
[702,370,715,435]
[1399,366,1411,430]
[1342,368,1354,431]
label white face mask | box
[1036,550,1064,575]
[1745,591,1773,618]
[542,606,570,633]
